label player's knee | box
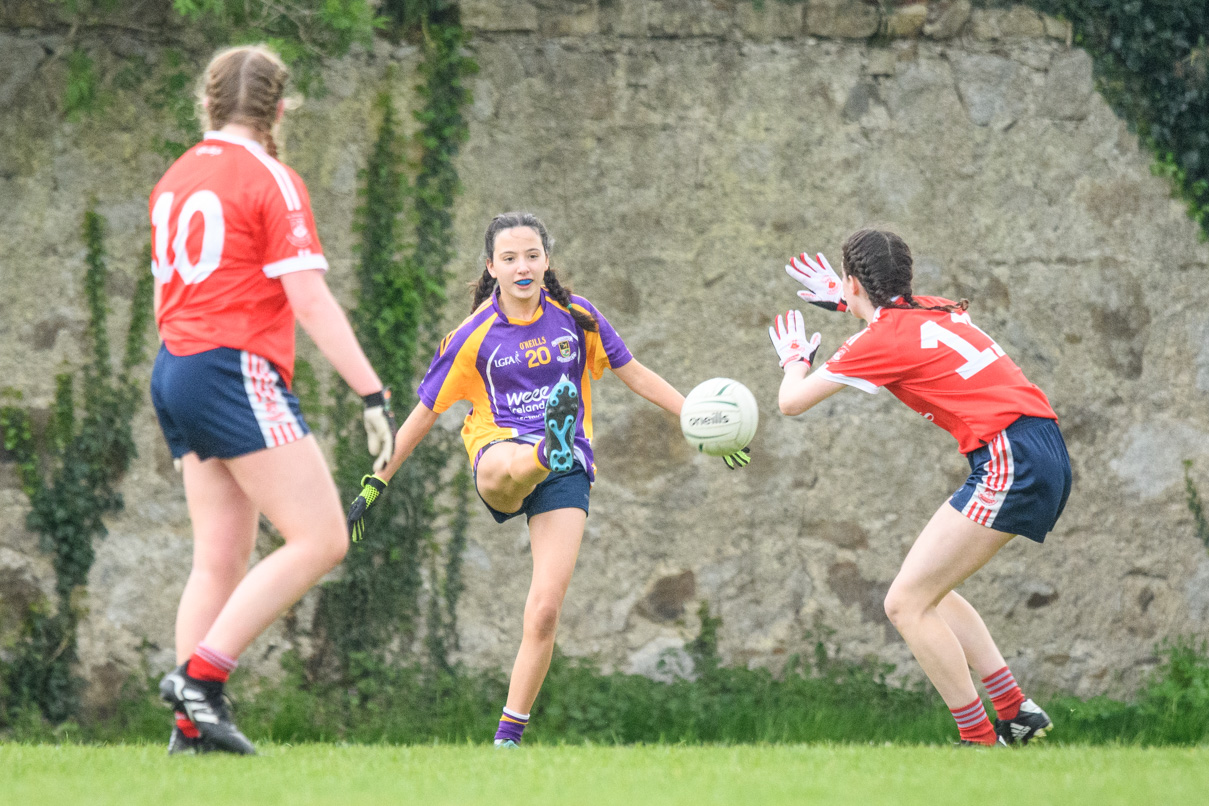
[191,558,246,589]
[524,596,562,641]
[324,532,350,568]
[883,586,917,628]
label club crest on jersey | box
[286,212,312,248]
[553,336,578,363]
[978,489,998,506]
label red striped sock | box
[175,711,200,739]
[982,666,1025,721]
[951,698,997,745]
[186,643,238,683]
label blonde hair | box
[199,44,289,157]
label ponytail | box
[469,268,496,312]
[900,293,969,314]
[543,268,598,332]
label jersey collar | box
[492,287,547,325]
[203,130,267,154]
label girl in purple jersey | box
[347,212,750,746]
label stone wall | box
[2,1,1208,705]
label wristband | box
[363,388,392,411]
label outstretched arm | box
[346,401,438,541]
[611,359,685,416]
[769,309,845,415]
[376,402,439,483]
[778,361,846,416]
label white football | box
[680,378,758,456]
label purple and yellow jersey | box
[417,288,632,481]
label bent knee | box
[524,598,563,641]
[325,533,350,568]
[883,586,922,628]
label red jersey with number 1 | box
[815,297,1056,454]
[149,131,328,387]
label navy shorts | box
[950,416,1071,543]
[150,344,310,461]
[474,440,591,524]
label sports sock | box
[982,666,1025,721]
[187,643,238,683]
[951,698,997,745]
[533,440,549,471]
[494,707,529,745]
[175,711,201,739]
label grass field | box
[2,744,1206,806]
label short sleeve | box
[260,165,329,278]
[574,296,632,379]
[815,322,901,394]
[417,333,472,413]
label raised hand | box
[785,252,846,312]
[768,310,822,368]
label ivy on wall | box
[989,1,1209,238]
[0,205,154,725]
[315,0,476,684]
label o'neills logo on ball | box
[689,412,730,426]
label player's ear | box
[485,259,497,279]
[276,98,285,121]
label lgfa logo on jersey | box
[494,351,522,368]
[553,335,578,363]
[286,212,312,248]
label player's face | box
[488,227,548,306]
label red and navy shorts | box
[150,344,309,461]
[949,415,1071,543]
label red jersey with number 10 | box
[815,296,1056,454]
[149,131,328,387]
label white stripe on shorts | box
[241,351,303,449]
[961,429,1015,529]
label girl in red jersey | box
[770,229,1071,747]
[149,45,395,755]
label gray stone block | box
[885,3,928,39]
[806,0,880,39]
[923,0,971,40]
[1039,50,1094,121]
[462,0,540,32]
[0,34,45,108]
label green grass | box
[1,744,1206,806]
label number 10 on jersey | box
[151,190,226,285]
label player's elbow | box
[779,394,806,417]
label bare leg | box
[504,507,586,715]
[175,453,259,664]
[883,502,1014,709]
[937,590,1009,679]
[195,435,349,658]
[475,442,549,514]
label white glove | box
[362,389,396,474]
[768,310,821,368]
[785,251,847,312]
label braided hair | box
[840,229,968,313]
[469,212,599,332]
[200,45,290,158]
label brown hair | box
[470,212,598,332]
[199,45,290,158]
[840,229,968,313]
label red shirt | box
[816,297,1057,454]
[149,131,327,387]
